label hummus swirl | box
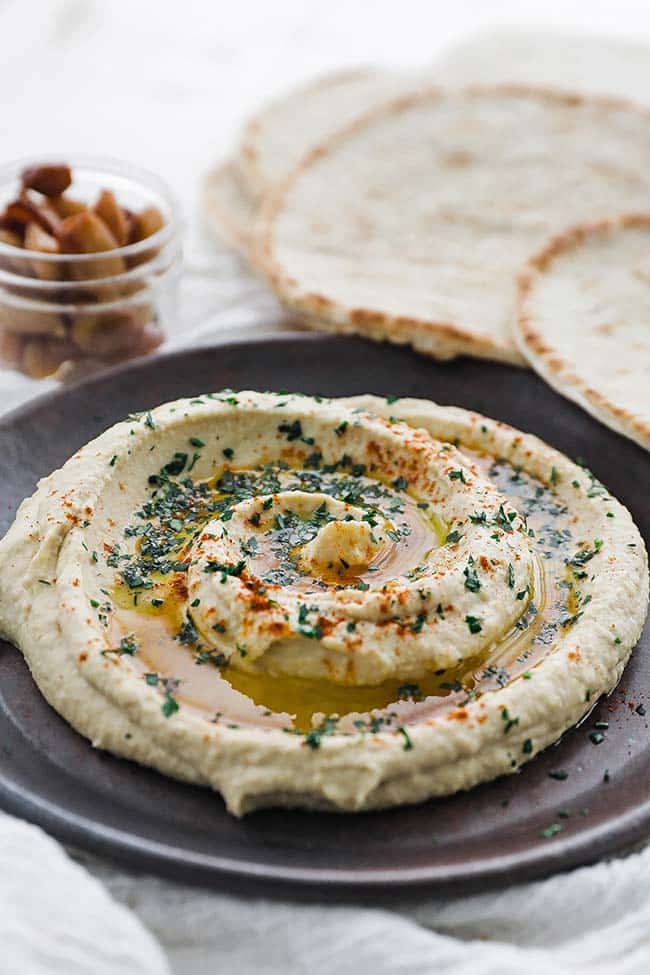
[0,390,646,817]
[182,401,535,684]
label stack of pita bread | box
[203,29,650,451]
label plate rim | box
[0,761,648,892]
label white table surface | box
[3,3,650,974]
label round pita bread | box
[518,215,650,452]
[255,86,650,365]
[204,70,413,251]
[237,67,410,198]
[434,27,650,103]
[202,161,255,255]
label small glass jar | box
[0,156,182,380]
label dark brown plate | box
[0,331,648,896]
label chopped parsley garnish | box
[501,708,519,734]
[463,564,481,592]
[119,634,138,655]
[101,633,139,657]
[160,452,188,477]
[566,540,603,569]
[121,564,154,591]
[397,726,414,750]
[240,536,258,557]
[303,716,338,750]
[204,559,246,581]
[493,505,515,533]
[299,622,323,640]
[410,612,427,633]
[162,690,179,718]
[278,419,304,441]
[469,511,487,525]
[539,823,562,839]
[176,617,199,645]
[297,603,323,640]
[195,650,227,667]
[465,615,482,634]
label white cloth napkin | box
[2,809,649,975]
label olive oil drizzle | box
[108,453,575,733]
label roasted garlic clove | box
[59,211,126,280]
[21,164,72,198]
[2,193,62,238]
[24,221,62,281]
[94,189,130,247]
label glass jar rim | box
[0,154,183,266]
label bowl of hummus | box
[0,390,646,815]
